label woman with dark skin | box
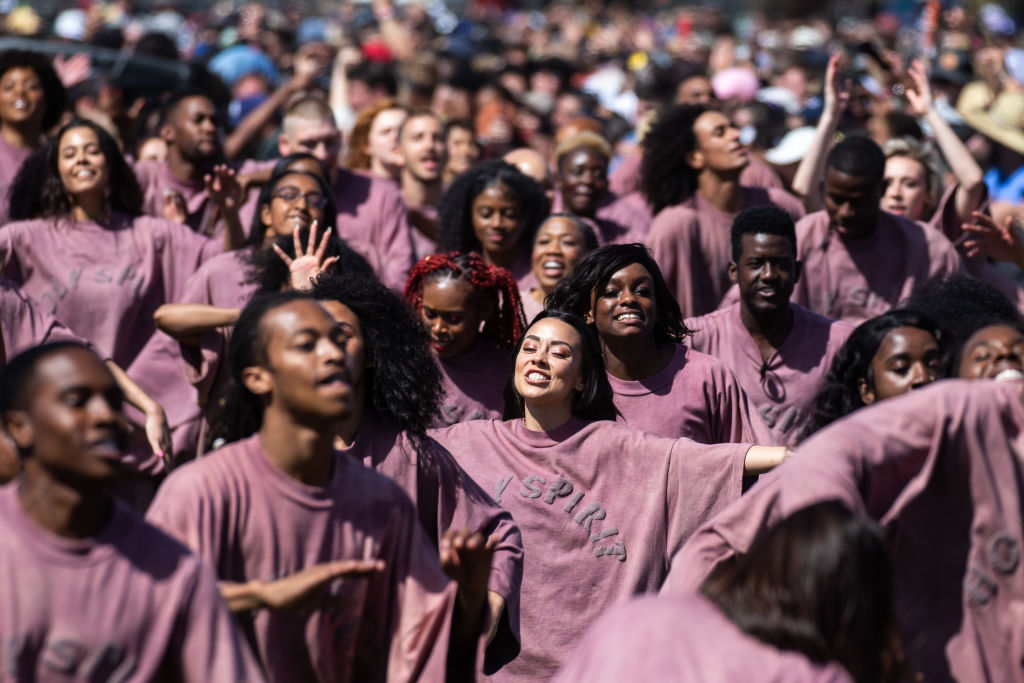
[809,309,946,433]
[546,243,774,445]
[437,159,549,284]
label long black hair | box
[503,309,617,422]
[809,309,945,433]
[701,500,904,683]
[545,243,690,343]
[640,104,708,215]
[8,119,143,221]
[437,159,549,255]
[310,272,443,436]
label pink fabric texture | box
[664,379,1024,682]
[685,303,852,445]
[0,484,265,681]
[789,209,964,324]
[0,275,88,364]
[608,342,776,445]
[435,339,511,427]
[429,417,748,681]
[146,434,457,682]
[552,592,853,683]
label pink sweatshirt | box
[429,417,748,681]
[435,339,511,426]
[645,187,805,317]
[609,342,776,445]
[685,303,853,445]
[146,434,457,682]
[664,379,1024,682]
[552,592,852,682]
[0,275,87,365]
[0,484,265,681]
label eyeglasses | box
[272,186,329,209]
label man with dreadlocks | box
[405,252,526,427]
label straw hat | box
[956,81,1024,155]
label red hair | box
[404,252,526,349]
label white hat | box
[765,126,816,165]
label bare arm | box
[105,360,172,460]
[154,304,241,341]
[220,559,385,613]
[743,445,791,476]
[791,53,849,213]
[372,0,416,62]
[904,60,986,221]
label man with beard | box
[397,109,447,258]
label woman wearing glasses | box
[129,154,373,461]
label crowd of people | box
[2,0,1024,680]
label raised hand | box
[904,60,934,117]
[161,188,188,225]
[52,53,92,89]
[204,164,243,214]
[441,529,498,605]
[273,221,340,290]
[823,52,851,117]
[962,211,1024,267]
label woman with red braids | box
[405,251,527,426]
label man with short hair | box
[685,206,852,445]
[0,342,263,680]
[789,136,964,323]
[276,96,415,290]
[397,109,447,258]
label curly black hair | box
[808,309,945,435]
[545,243,691,343]
[310,272,443,436]
[437,159,549,256]
[8,119,143,221]
[0,50,68,130]
[640,103,708,215]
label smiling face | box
[824,167,882,240]
[532,217,590,294]
[0,66,45,128]
[881,155,930,220]
[957,324,1024,380]
[589,262,658,342]
[472,181,523,260]
[6,347,127,484]
[513,317,584,410]
[731,233,799,316]
[557,146,609,218]
[243,300,363,425]
[689,110,749,174]
[419,276,487,359]
[57,126,110,203]
[259,172,328,239]
[858,326,942,404]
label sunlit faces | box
[399,114,445,183]
[57,126,110,200]
[675,75,714,105]
[514,317,585,408]
[136,136,168,164]
[420,277,489,359]
[881,156,931,220]
[689,111,749,174]
[957,324,1024,380]
[165,95,222,163]
[557,146,609,218]
[282,119,341,171]
[588,262,658,340]
[243,300,363,424]
[730,233,799,316]
[532,217,591,293]
[259,172,328,238]
[472,181,523,259]
[366,108,407,176]
[0,67,44,126]
[5,347,127,483]
[824,167,882,241]
[858,326,942,404]
[445,126,480,178]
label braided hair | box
[404,251,526,349]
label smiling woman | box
[430,309,786,680]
